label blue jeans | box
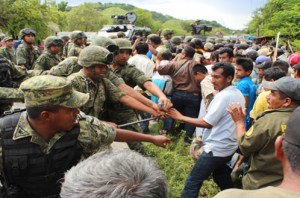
[182,151,233,198]
[163,91,200,138]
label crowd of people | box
[0,27,300,197]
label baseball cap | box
[262,76,300,101]
[256,60,272,70]
[288,54,300,67]
[256,55,270,65]
[284,106,300,147]
[20,75,89,108]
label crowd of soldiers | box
[0,27,300,197]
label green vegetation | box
[144,121,220,198]
[0,0,298,49]
[247,0,300,50]
[0,0,232,39]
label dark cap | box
[284,106,300,147]
[262,76,300,101]
[256,60,272,70]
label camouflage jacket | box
[106,64,150,128]
[111,63,150,88]
[0,111,116,170]
[33,51,61,71]
[16,43,40,70]
[0,47,16,64]
[68,70,125,119]
[67,43,83,57]
[46,56,81,77]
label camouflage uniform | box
[16,42,40,70]
[47,56,81,77]
[0,75,117,194]
[161,29,173,50]
[109,63,150,132]
[0,47,16,64]
[33,51,61,71]
[67,43,83,57]
[68,70,125,119]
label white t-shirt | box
[203,85,245,157]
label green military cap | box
[20,75,89,108]
[114,38,132,51]
[3,36,13,42]
[44,36,63,48]
[171,36,182,45]
[78,45,113,67]
[162,29,173,36]
[91,36,119,53]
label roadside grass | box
[144,121,220,198]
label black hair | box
[283,140,300,172]
[27,106,60,119]
[183,46,195,58]
[161,51,173,61]
[212,62,235,79]
[211,51,219,62]
[236,57,253,72]
[149,35,161,45]
[219,47,234,58]
[135,42,149,55]
[263,66,285,81]
[192,64,208,75]
[272,60,289,75]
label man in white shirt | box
[168,62,245,198]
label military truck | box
[97,12,152,40]
[191,20,215,42]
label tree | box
[57,1,70,12]
[66,2,108,32]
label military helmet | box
[114,38,132,53]
[19,28,36,39]
[162,29,173,36]
[44,36,63,48]
[3,36,13,42]
[78,46,113,67]
[91,36,119,53]
[171,36,182,45]
[70,30,85,41]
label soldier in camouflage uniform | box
[15,28,40,70]
[67,31,85,57]
[46,56,81,77]
[91,36,164,115]
[161,29,173,50]
[0,37,16,63]
[60,35,70,59]
[109,38,171,132]
[33,36,62,71]
[0,75,171,197]
[68,46,161,153]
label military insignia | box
[245,126,254,137]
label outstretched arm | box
[114,128,172,148]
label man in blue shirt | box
[235,57,257,130]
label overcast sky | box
[60,0,268,30]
